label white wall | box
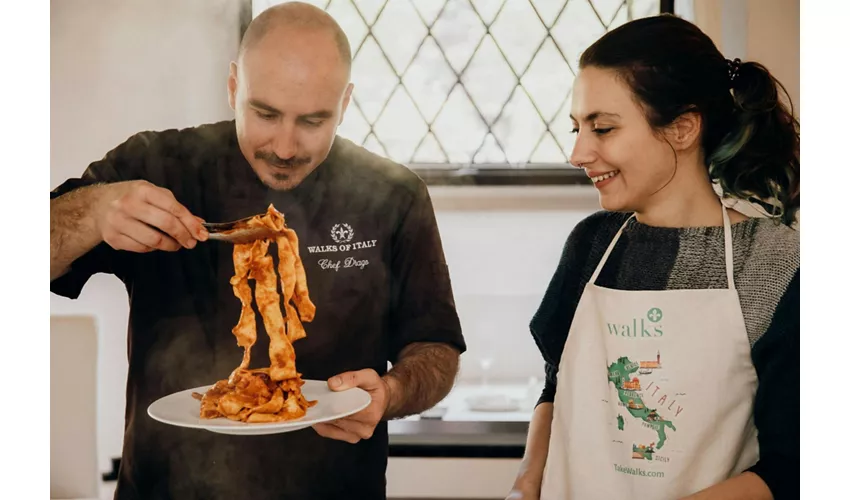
[430,187,600,383]
[51,0,245,473]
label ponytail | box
[708,60,800,225]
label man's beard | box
[255,151,312,191]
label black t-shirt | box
[50,120,466,500]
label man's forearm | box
[50,184,106,281]
[382,342,460,420]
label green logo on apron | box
[647,308,663,322]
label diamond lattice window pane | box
[410,0,445,26]
[363,133,388,157]
[490,0,548,73]
[401,37,457,123]
[469,0,505,26]
[374,87,430,163]
[530,132,567,163]
[431,0,487,73]
[351,35,399,123]
[338,102,371,144]
[630,0,662,19]
[461,35,517,125]
[521,37,574,123]
[473,133,508,164]
[492,89,547,165]
[413,132,449,163]
[530,0,566,28]
[327,0,369,52]
[432,86,489,163]
[373,0,428,73]
[591,0,627,27]
[552,0,607,69]
[353,0,387,26]
[550,103,577,161]
[608,3,630,29]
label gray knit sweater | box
[531,210,799,499]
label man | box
[50,3,465,499]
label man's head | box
[229,2,353,191]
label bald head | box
[239,2,352,76]
[228,2,355,192]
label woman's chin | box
[598,193,630,212]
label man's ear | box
[338,83,354,126]
[227,61,238,111]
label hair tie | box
[726,58,742,86]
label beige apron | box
[540,207,759,499]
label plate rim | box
[147,379,371,433]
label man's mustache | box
[255,151,311,168]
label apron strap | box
[721,205,735,289]
[589,214,635,285]
[590,206,736,289]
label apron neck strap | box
[590,206,736,289]
[589,214,634,285]
[721,205,735,289]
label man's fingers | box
[328,371,359,391]
[330,417,374,440]
[130,201,196,249]
[312,422,360,444]
[329,369,378,391]
[113,213,181,252]
[104,233,156,254]
[139,184,208,241]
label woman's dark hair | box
[579,14,799,225]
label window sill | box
[411,165,589,187]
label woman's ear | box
[664,111,702,152]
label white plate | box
[147,380,371,435]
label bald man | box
[49,3,465,499]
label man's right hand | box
[96,180,208,253]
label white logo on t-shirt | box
[330,223,354,243]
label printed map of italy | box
[608,356,677,450]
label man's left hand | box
[312,369,393,444]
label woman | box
[508,15,799,500]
